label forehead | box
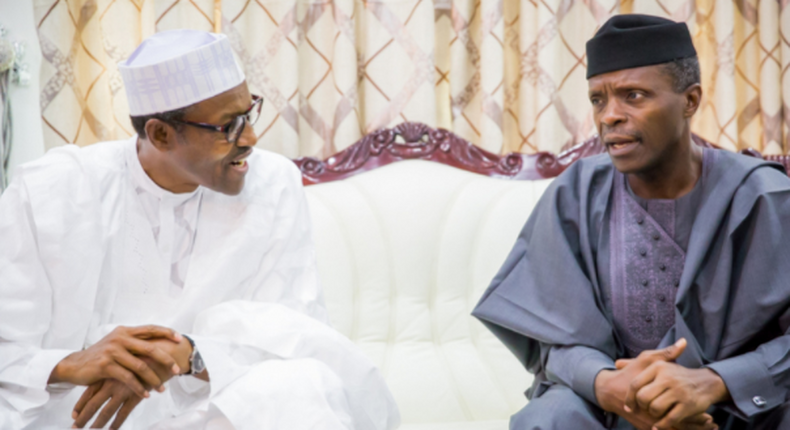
[587,65,673,92]
[188,82,251,120]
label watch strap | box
[181,334,205,375]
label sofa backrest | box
[304,160,552,424]
[298,121,789,425]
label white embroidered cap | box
[119,29,245,116]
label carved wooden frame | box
[293,122,789,185]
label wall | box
[1,0,45,178]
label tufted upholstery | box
[304,159,553,429]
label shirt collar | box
[125,136,202,206]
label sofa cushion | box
[304,159,552,424]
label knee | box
[250,358,345,394]
[510,385,605,430]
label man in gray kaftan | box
[473,14,790,430]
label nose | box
[600,99,626,129]
[235,118,257,148]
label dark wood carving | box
[294,122,542,184]
[293,122,788,185]
[763,154,790,173]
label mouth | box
[229,150,252,170]
[228,151,251,174]
[230,158,247,168]
[605,136,640,156]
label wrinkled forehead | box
[587,65,672,93]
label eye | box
[626,91,644,101]
[590,97,601,106]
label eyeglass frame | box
[169,94,263,144]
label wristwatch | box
[181,335,206,375]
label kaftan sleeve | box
[706,348,788,418]
[0,178,74,427]
[545,345,616,407]
[472,158,619,389]
[704,174,790,418]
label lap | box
[212,359,354,430]
[510,383,790,430]
[156,359,355,430]
[510,383,616,430]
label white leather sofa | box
[298,123,789,429]
[297,123,571,430]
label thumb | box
[661,338,687,361]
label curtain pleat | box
[33,0,790,156]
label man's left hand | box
[621,356,730,430]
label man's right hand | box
[48,325,183,398]
[594,339,718,430]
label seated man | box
[473,14,790,430]
[0,30,399,430]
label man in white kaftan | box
[0,29,399,430]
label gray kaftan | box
[473,148,790,428]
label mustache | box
[229,148,252,161]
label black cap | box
[586,14,697,79]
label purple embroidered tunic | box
[605,149,714,357]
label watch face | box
[191,350,206,375]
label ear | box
[144,119,178,151]
[683,83,702,118]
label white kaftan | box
[0,137,400,430]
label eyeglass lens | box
[228,98,263,143]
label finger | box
[110,395,143,430]
[122,337,180,375]
[680,413,713,424]
[636,382,670,414]
[661,338,687,362]
[91,395,124,429]
[73,384,114,428]
[625,364,661,412]
[653,403,690,430]
[615,359,632,370]
[105,365,149,399]
[681,414,717,430]
[674,423,715,430]
[636,339,688,367]
[127,325,182,343]
[647,390,680,420]
[73,382,103,418]
[111,349,165,390]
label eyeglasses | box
[171,95,263,144]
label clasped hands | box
[48,325,193,429]
[595,338,730,430]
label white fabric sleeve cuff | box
[182,335,250,399]
[706,352,785,418]
[32,349,74,391]
[2,349,74,413]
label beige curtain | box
[34,0,790,157]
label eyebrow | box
[218,106,248,123]
[588,83,651,96]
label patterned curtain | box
[34,0,790,157]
